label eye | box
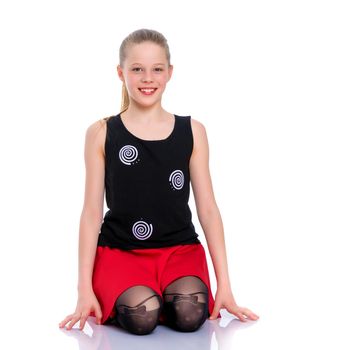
[132,67,142,72]
[154,67,163,72]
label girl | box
[59,28,259,335]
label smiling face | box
[117,41,173,108]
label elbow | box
[80,207,103,225]
[197,202,220,225]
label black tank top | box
[97,113,201,250]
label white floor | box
[52,297,349,350]
[55,310,257,350]
[4,285,349,350]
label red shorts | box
[89,243,221,324]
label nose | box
[141,71,153,83]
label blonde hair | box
[101,29,171,124]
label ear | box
[117,64,125,82]
[167,64,174,82]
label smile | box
[138,88,157,95]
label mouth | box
[138,88,158,95]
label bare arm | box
[59,118,106,330]
[189,118,232,290]
[78,119,106,292]
[189,118,259,322]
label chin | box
[132,95,162,105]
[132,100,160,109]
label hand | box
[209,286,259,322]
[59,290,103,330]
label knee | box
[163,294,209,332]
[116,304,162,335]
[113,286,163,335]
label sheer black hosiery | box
[162,275,209,332]
[112,285,163,335]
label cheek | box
[158,75,169,85]
[125,75,139,88]
[125,73,168,88]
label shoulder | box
[85,116,111,157]
[190,116,206,133]
[189,117,209,154]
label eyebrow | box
[130,63,166,66]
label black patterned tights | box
[111,275,209,335]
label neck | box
[121,100,168,123]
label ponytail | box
[120,82,129,113]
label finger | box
[66,316,80,330]
[239,307,259,320]
[247,312,259,320]
[209,305,221,320]
[66,314,81,330]
[209,310,218,319]
[226,305,247,322]
[59,315,73,328]
[95,307,103,325]
[79,314,89,330]
[235,312,247,322]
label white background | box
[0,0,349,349]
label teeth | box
[140,88,155,92]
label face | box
[117,41,173,108]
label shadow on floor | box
[59,311,257,350]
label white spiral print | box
[119,145,139,165]
[169,169,184,190]
[132,220,153,240]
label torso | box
[98,112,200,249]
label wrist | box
[217,281,232,291]
[77,282,94,294]
[216,274,231,288]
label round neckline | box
[117,113,177,142]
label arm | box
[189,118,259,322]
[59,118,106,330]
[189,118,232,290]
[78,119,106,293]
